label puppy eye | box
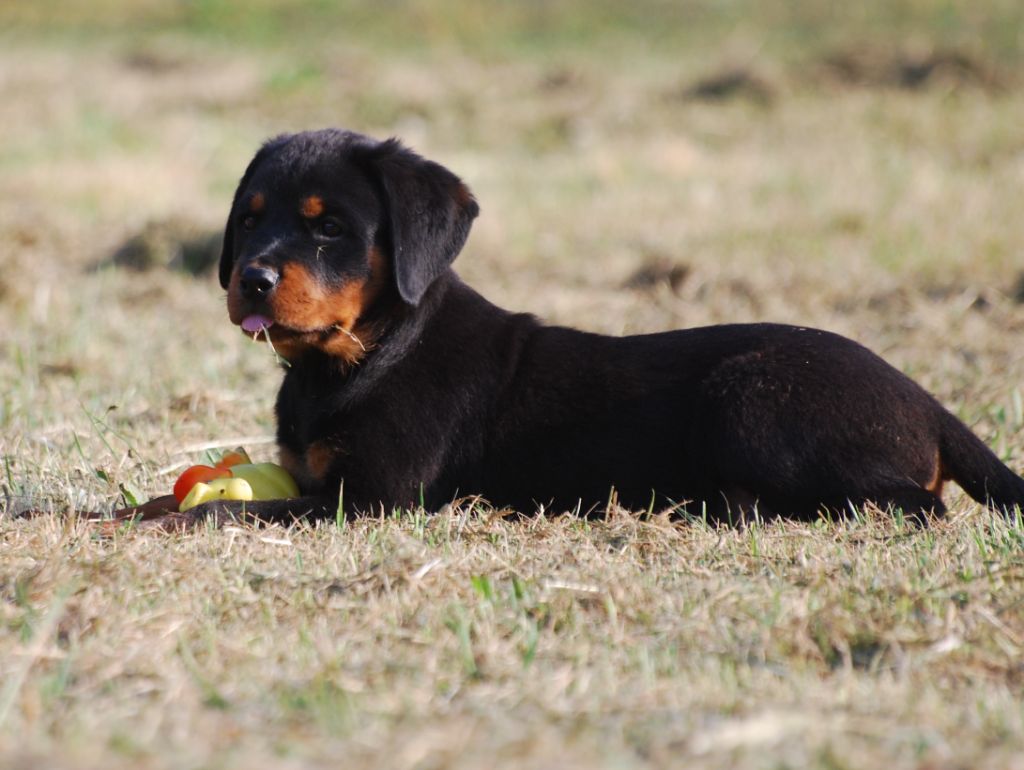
[319,220,342,238]
[242,215,257,230]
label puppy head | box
[220,129,479,363]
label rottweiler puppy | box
[149,128,1024,526]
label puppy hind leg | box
[854,485,947,524]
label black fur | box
[362,138,480,304]
[219,134,291,290]
[193,128,1024,526]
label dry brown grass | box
[3,3,1024,768]
[7,509,1024,769]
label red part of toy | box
[216,449,251,470]
[172,465,232,504]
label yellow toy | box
[174,449,299,512]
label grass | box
[7,511,1024,768]
[3,1,1024,767]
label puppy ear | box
[363,139,479,305]
[219,135,291,289]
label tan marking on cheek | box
[301,195,324,218]
[318,278,371,363]
[269,263,331,330]
[265,264,366,363]
[265,249,392,364]
[249,192,265,213]
[318,247,391,363]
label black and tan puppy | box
[163,128,1024,526]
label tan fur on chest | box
[279,441,337,492]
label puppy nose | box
[239,266,279,299]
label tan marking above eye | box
[249,192,265,212]
[301,196,324,218]
[454,182,474,207]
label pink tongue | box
[241,315,274,333]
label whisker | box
[260,324,291,367]
[333,324,367,352]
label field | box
[3,1,1024,767]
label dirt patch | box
[679,65,777,105]
[678,46,1007,109]
[817,45,1006,91]
[103,219,222,276]
[622,257,690,294]
[1012,273,1024,304]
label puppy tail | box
[939,408,1024,514]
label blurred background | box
[4,8,1024,766]
[2,0,1024,503]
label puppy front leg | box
[121,495,342,532]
